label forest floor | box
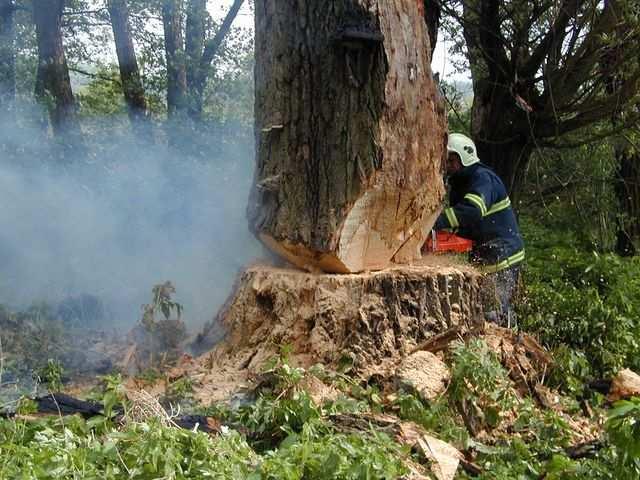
[0,254,639,478]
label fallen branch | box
[24,392,221,433]
[410,326,466,354]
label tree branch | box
[68,66,122,86]
[521,0,579,78]
[199,0,244,70]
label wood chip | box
[416,433,463,480]
[608,368,640,402]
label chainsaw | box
[423,229,473,254]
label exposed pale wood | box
[395,351,450,401]
[608,368,640,401]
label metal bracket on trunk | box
[333,26,384,50]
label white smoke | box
[0,105,262,330]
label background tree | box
[441,0,640,203]
[107,0,148,126]
[33,0,81,138]
[162,0,187,120]
[613,131,640,255]
[0,0,15,109]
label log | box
[249,0,446,273]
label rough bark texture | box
[192,262,483,386]
[248,0,447,273]
[107,0,148,125]
[0,0,15,108]
[33,0,80,137]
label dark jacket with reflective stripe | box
[434,163,524,269]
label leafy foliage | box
[449,339,516,430]
[519,220,640,382]
[606,397,640,477]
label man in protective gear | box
[434,133,525,327]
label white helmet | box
[447,133,480,167]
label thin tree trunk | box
[0,0,15,109]
[249,0,446,273]
[162,0,187,117]
[185,0,206,119]
[107,0,148,126]
[614,139,640,256]
[190,0,243,121]
[33,0,81,138]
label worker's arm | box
[434,174,497,230]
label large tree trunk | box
[471,86,533,202]
[192,263,483,377]
[0,0,15,109]
[463,0,532,202]
[33,0,80,137]
[248,0,447,273]
[107,0,148,126]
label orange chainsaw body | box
[423,230,473,254]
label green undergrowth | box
[519,218,640,391]
[1,339,639,478]
[5,229,640,479]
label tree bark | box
[423,0,440,59]
[185,0,206,119]
[462,0,533,201]
[33,0,80,137]
[193,263,483,370]
[107,0,148,126]
[162,0,187,117]
[0,0,15,109]
[471,86,533,201]
[249,0,447,273]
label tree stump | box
[248,0,446,273]
[193,261,483,380]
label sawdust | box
[395,351,450,401]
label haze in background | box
[0,106,262,330]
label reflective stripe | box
[464,193,487,216]
[486,197,511,216]
[445,207,459,228]
[482,249,525,274]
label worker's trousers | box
[484,265,521,328]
